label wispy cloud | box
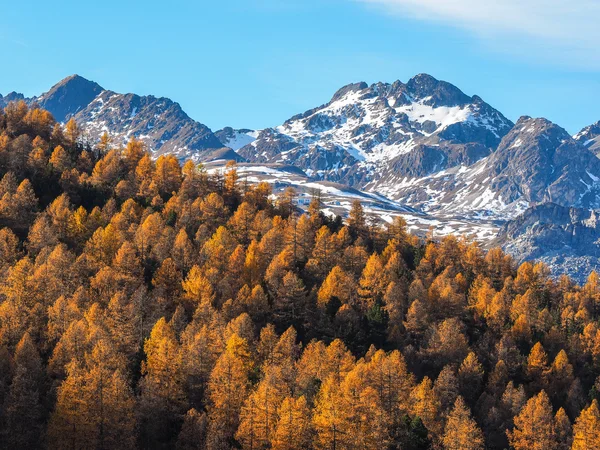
[356,0,600,69]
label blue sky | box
[0,0,598,134]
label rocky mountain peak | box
[54,74,102,90]
[497,117,573,160]
[326,74,475,109]
[330,82,369,103]
[405,73,471,107]
[486,116,600,207]
[496,203,600,282]
[0,75,225,158]
[577,120,600,137]
[36,74,104,122]
[74,89,223,158]
[236,74,514,188]
[0,91,26,108]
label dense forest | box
[0,100,599,450]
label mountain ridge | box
[3,73,600,222]
[1,74,225,158]
[232,74,513,191]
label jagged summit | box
[405,73,471,106]
[328,74,475,109]
[0,91,26,108]
[330,82,369,102]
[73,89,224,158]
[3,73,600,223]
[36,74,104,122]
[487,116,600,205]
[365,114,600,220]
[235,73,513,186]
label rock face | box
[235,74,513,184]
[0,92,26,108]
[227,76,600,221]
[73,90,224,159]
[495,203,600,282]
[488,117,600,206]
[360,116,600,219]
[1,75,225,159]
[35,74,104,122]
[575,120,600,156]
[3,74,599,222]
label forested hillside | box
[1,101,600,449]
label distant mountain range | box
[3,73,600,281]
[214,75,600,220]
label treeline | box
[0,101,599,450]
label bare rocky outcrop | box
[574,120,600,156]
[495,203,600,282]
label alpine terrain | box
[4,73,600,280]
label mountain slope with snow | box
[3,73,600,280]
[365,116,600,219]
[236,74,513,183]
[73,90,223,159]
[230,76,600,224]
[575,121,600,156]
[1,75,225,159]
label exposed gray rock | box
[367,116,600,219]
[574,120,600,156]
[1,75,225,160]
[0,92,26,108]
[74,90,224,159]
[4,73,600,280]
[494,203,600,283]
[237,73,514,184]
[35,74,104,122]
[488,117,600,206]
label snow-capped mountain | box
[5,74,599,223]
[3,73,600,279]
[234,74,513,184]
[366,117,600,219]
[2,75,225,159]
[575,121,600,156]
[224,75,600,223]
[368,116,600,219]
